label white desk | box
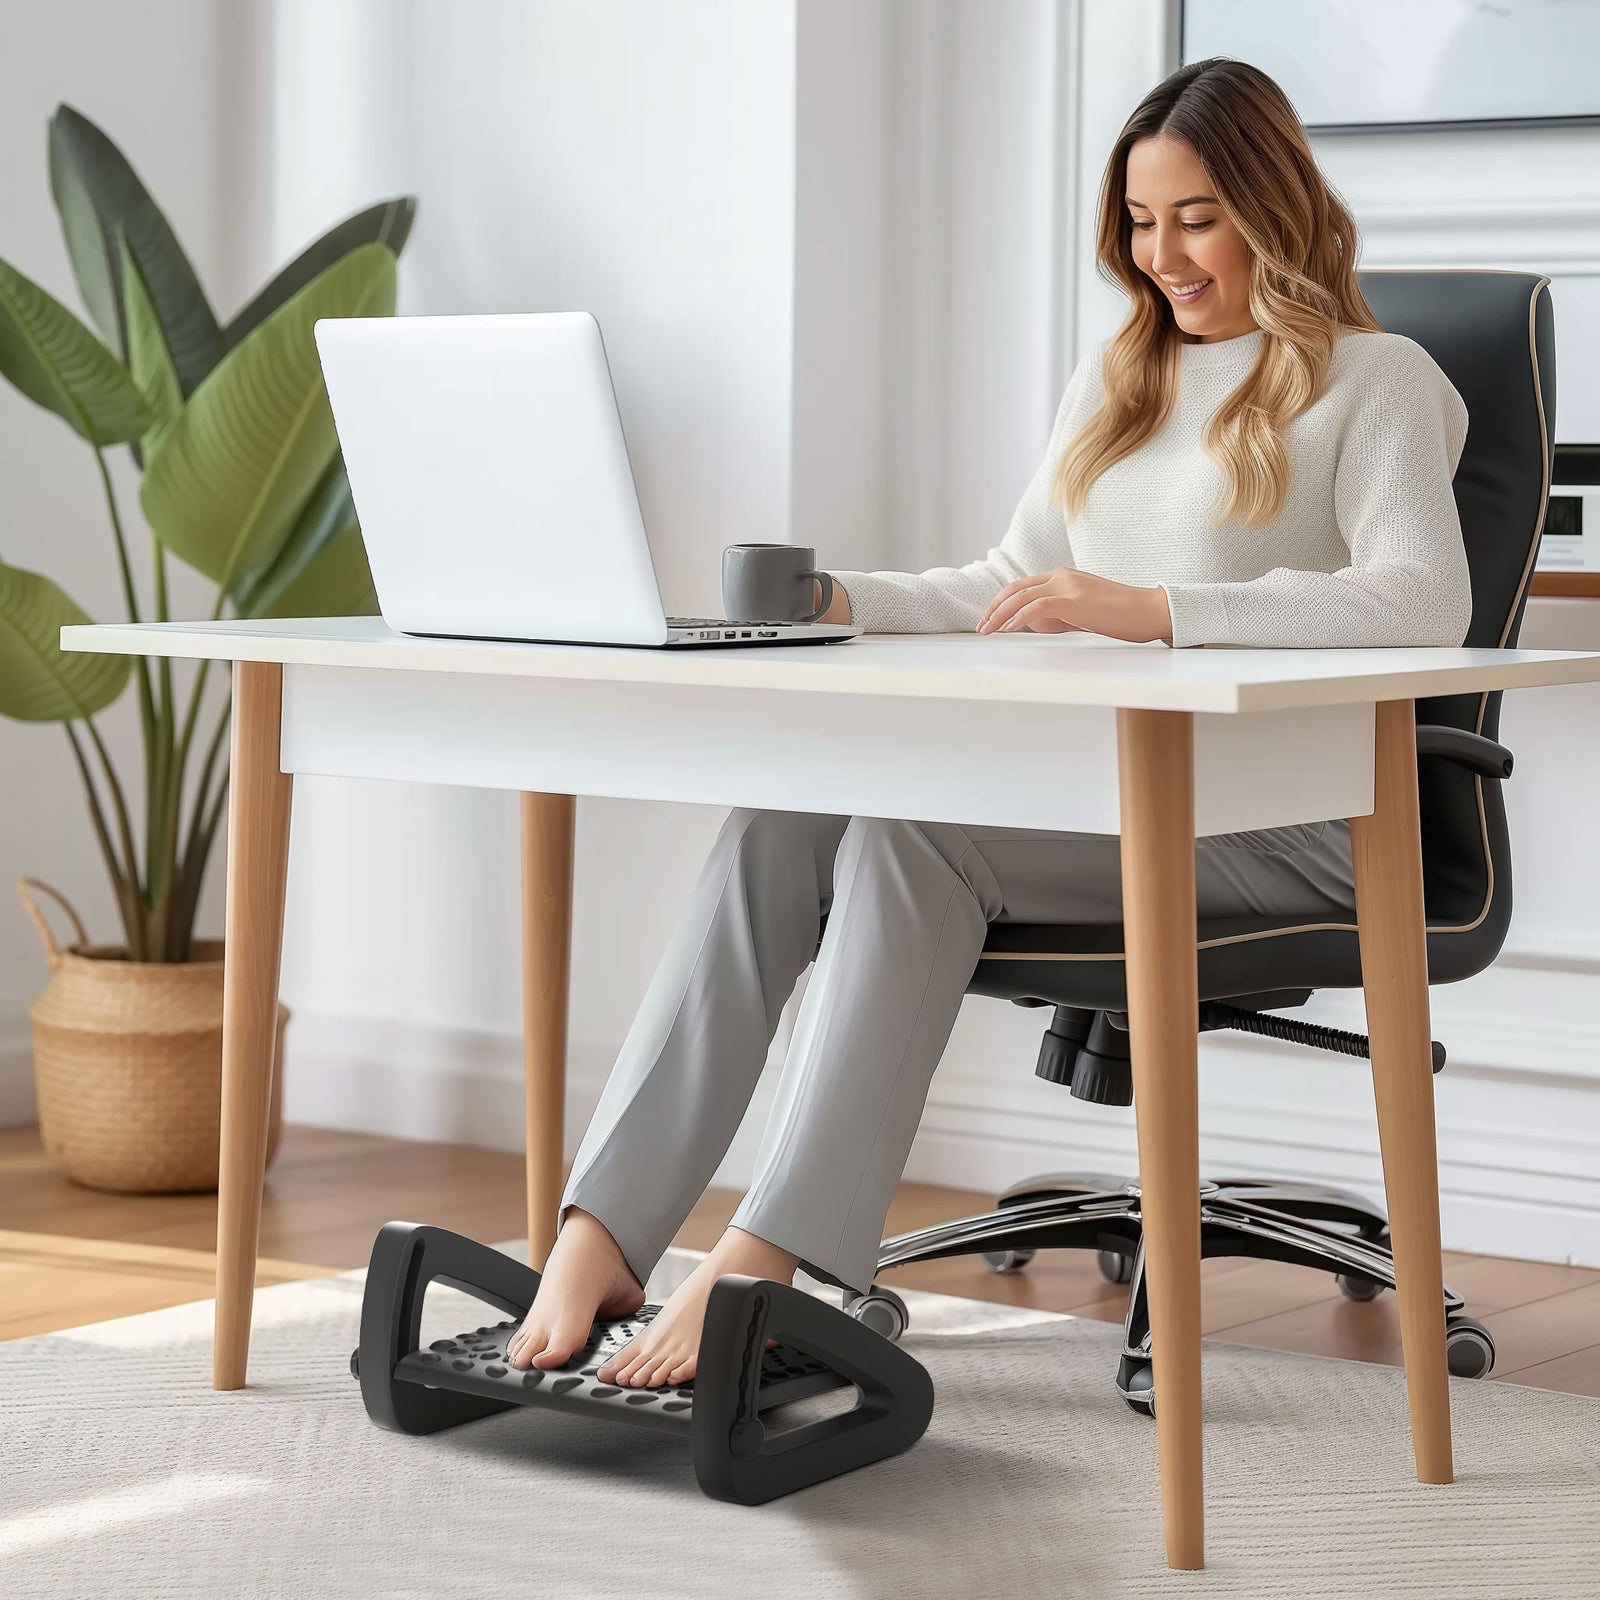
[59,616,1600,1571]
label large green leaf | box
[48,104,224,396]
[232,451,354,615]
[251,523,378,619]
[223,197,416,350]
[0,558,131,722]
[120,233,180,461]
[0,253,150,444]
[139,242,397,591]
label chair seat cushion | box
[971,909,1487,1011]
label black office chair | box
[844,269,1555,1415]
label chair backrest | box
[1356,269,1554,961]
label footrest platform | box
[353,1222,935,1503]
[386,1304,847,1435]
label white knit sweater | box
[827,327,1473,649]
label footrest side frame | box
[691,1276,935,1504]
[357,1221,541,1436]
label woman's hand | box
[812,577,852,625]
[976,568,1172,643]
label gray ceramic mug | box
[722,544,834,623]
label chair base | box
[871,1173,1498,1414]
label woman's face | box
[1124,136,1256,344]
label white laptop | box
[312,311,862,650]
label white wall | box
[0,0,820,1172]
[3,0,1596,1268]
[792,0,891,566]
[270,0,1096,1194]
[263,0,813,1184]
[886,0,1078,571]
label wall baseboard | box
[238,983,1600,1270]
[911,1040,1600,1269]
[0,1015,37,1128]
[918,965,1600,1268]
[274,1008,789,1196]
[4,966,1594,1268]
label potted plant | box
[1,105,415,1192]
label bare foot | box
[596,1226,800,1389]
[505,1208,645,1371]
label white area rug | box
[3,1240,1598,1599]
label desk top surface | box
[58,616,1600,714]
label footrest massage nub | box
[352,1221,935,1504]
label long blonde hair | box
[1054,57,1382,529]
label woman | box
[506,56,1472,1388]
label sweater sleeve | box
[824,351,1096,633]
[1157,338,1474,649]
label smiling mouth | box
[1167,278,1213,302]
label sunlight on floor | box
[0,1476,268,1557]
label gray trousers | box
[561,808,1358,1296]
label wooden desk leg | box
[1116,708,1204,1571]
[1349,699,1453,1485]
[214,661,294,1390]
[520,792,575,1270]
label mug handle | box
[801,570,833,624]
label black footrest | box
[353,1222,934,1504]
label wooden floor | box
[4,1123,1598,1398]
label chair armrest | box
[1415,724,1513,780]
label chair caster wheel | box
[1336,1271,1386,1302]
[1445,1315,1496,1379]
[982,1247,1036,1274]
[350,1348,360,1380]
[1121,1360,1155,1418]
[845,1287,909,1343]
[1097,1249,1134,1286]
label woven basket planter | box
[18,878,287,1194]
